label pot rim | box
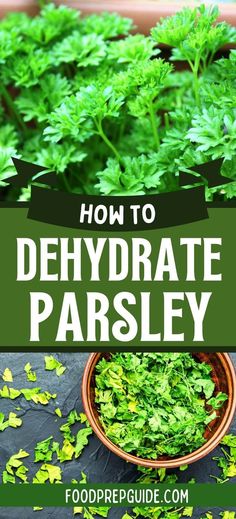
[0,2,236,29]
[57,1,236,29]
[82,352,236,468]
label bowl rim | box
[82,352,236,468]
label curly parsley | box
[0,4,236,200]
[95,352,228,458]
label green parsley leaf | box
[55,407,62,418]
[33,463,61,484]
[2,368,13,382]
[75,426,93,458]
[24,362,37,382]
[57,439,75,462]
[0,386,21,399]
[0,411,22,431]
[44,355,66,376]
[34,436,56,463]
[3,449,29,483]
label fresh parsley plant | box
[0,3,236,200]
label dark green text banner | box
[0,483,235,508]
[0,207,235,350]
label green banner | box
[0,206,236,350]
[0,483,235,508]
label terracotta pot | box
[0,1,38,18]
[65,1,236,32]
[82,352,236,468]
[0,1,236,29]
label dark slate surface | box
[0,352,235,519]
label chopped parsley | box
[0,354,234,519]
[95,352,228,458]
[44,355,67,376]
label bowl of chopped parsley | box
[82,352,236,467]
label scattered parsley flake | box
[57,439,75,462]
[44,355,66,376]
[0,385,21,399]
[0,411,22,431]
[180,464,189,472]
[55,407,62,417]
[58,410,92,460]
[33,463,62,484]
[211,434,236,482]
[75,426,93,458]
[2,368,13,382]
[34,436,59,463]
[220,513,235,519]
[24,362,37,382]
[2,449,29,484]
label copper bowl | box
[82,352,236,468]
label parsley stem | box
[149,103,160,151]
[193,71,200,107]
[188,54,201,107]
[164,112,170,130]
[0,83,28,134]
[96,120,121,163]
[59,172,71,192]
